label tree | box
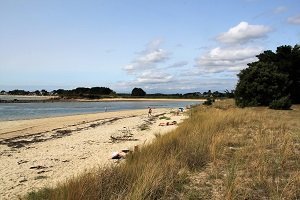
[52,87,115,98]
[224,89,234,98]
[235,62,290,107]
[41,89,49,96]
[90,87,113,95]
[73,87,90,95]
[131,88,146,96]
[34,90,41,95]
[8,90,29,95]
[235,44,300,108]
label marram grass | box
[26,100,300,199]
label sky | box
[0,0,299,94]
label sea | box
[0,96,201,121]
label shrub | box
[203,98,213,106]
[269,96,292,110]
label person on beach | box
[148,107,152,117]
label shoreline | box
[0,108,165,139]
[0,95,205,103]
[0,108,189,199]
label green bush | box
[203,98,213,106]
[235,45,300,107]
[269,96,292,110]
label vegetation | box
[159,116,171,120]
[53,87,116,99]
[203,98,214,106]
[7,89,31,95]
[235,44,300,108]
[269,96,292,110]
[1,88,235,100]
[25,100,300,199]
[119,90,234,99]
[131,87,146,96]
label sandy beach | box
[0,108,188,199]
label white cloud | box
[137,49,168,64]
[121,39,178,91]
[195,46,263,73]
[146,39,163,51]
[287,15,300,25]
[123,39,169,73]
[217,21,272,44]
[273,6,287,14]
[113,71,175,92]
[136,71,174,84]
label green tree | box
[131,88,146,96]
[41,89,49,96]
[34,90,41,95]
[235,62,290,107]
[235,44,300,108]
[90,87,113,95]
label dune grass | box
[25,100,300,199]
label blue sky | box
[0,0,299,93]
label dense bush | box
[235,45,300,107]
[269,96,292,110]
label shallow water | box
[0,101,200,121]
[0,95,53,101]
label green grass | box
[159,116,171,120]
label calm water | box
[0,101,200,121]
[0,95,54,101]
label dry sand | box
[0,108,189,199]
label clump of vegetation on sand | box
[25,99,300,199]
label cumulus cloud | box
[123,39,169,73]
[195,46,263,73]
[287,15,300,25]
[217,21,271,44]
[136,71,174,84]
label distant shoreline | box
[0,95,205,103]
[81,98,205,102]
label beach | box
[0,107,188,199]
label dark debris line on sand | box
[0,116,130,149]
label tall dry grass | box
[26,100,300,199]
[183,100,300,199]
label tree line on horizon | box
[0,87,234,99]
